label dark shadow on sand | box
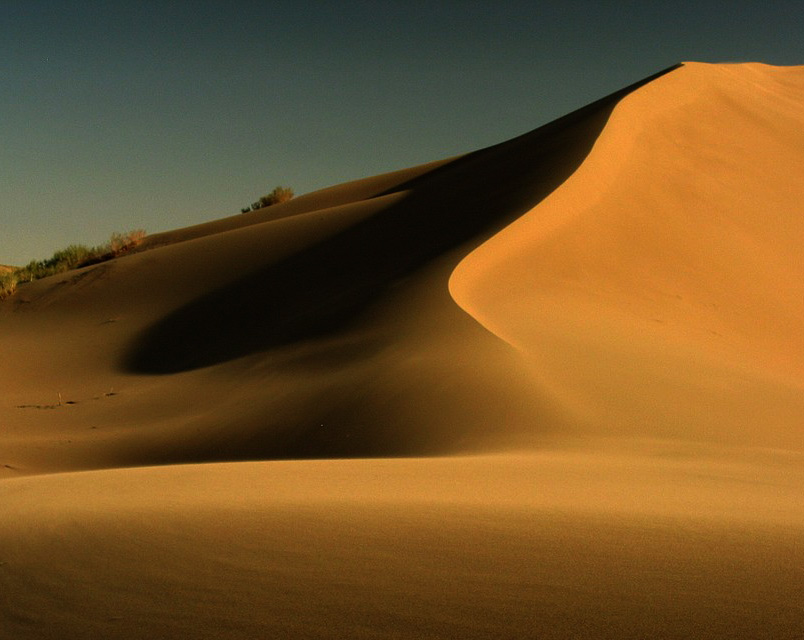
[125,65,681,375]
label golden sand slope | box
[1,63,803,639]
[452,62,804,448]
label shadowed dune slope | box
[126,65,680,375]
[0,66,677,472]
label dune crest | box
[451,61,804,448]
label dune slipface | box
[1,62,802,639]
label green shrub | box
[0,229,147,300]
[44,244,94,270]
[14,244,93,282]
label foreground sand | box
[1,62,802,638]
[3,449,802,639]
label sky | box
[1,0,802,265]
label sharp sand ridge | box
[1,62,802,639]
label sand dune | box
[451,62,804,448]
[1,62,802,638]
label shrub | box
[244,186,294,212]
[0,229,147,301]
[44,244,94,270]
[109,229,146,255]
[0,271,17,300]
[15,244,94,282]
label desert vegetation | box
[0,271,17,299]
[0,229,146,300]
[242,186,294,213]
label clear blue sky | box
[1,0,802,265]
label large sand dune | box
[1,62,802,638]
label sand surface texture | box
[1,62,802,639]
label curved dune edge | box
[3,63,674,473]
[450,61,804,450]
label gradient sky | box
[2,0,802,265]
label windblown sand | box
[1,62,802,639]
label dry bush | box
[109,229,147,255]
[0,229,148,301]
[246,186,294,212]
[0,272,17,300]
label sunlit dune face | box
[451,62,804,446]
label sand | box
[1,61,802,638]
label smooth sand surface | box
[1,62,802,638]
[451,62,804,448]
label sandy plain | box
[1,62,802,638]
